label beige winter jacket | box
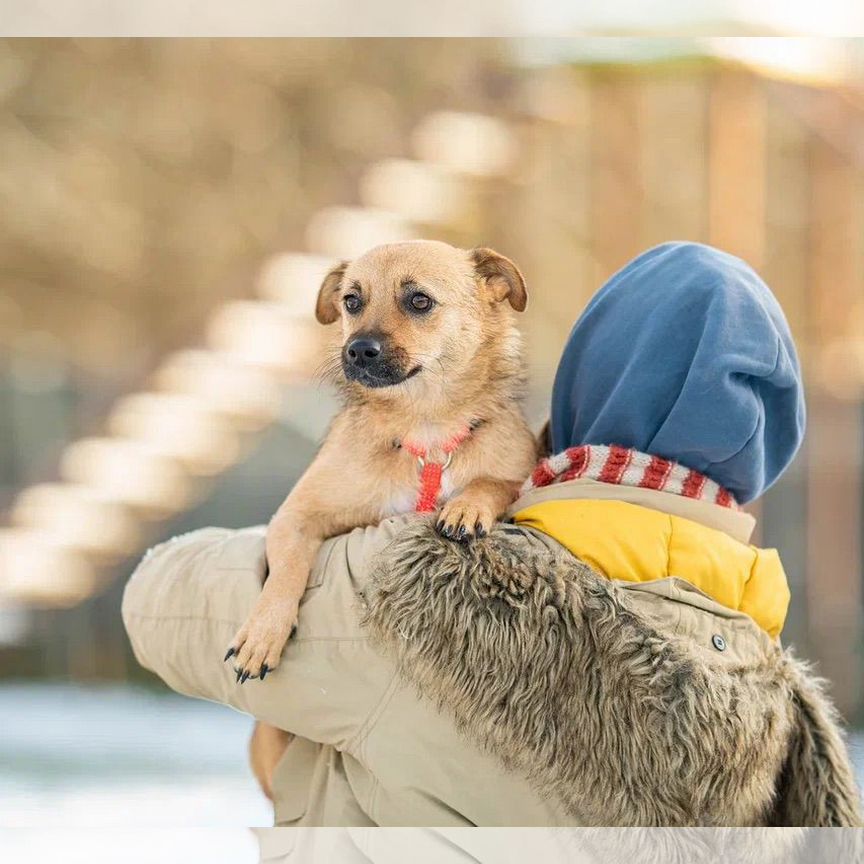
[122,482,862,830]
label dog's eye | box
[409,292,434,313]
[343,294,362,314]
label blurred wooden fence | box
[1,53,862,720]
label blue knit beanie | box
[550,242,806,504]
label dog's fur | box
[363,521,863,827]
[228,240,537,795]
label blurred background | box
[1,36,864,839]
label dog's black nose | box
[345,337,382,366]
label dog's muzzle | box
[342,335,419,388]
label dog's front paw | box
[224,602,298,683]
[436,496,495,542]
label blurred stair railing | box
[0,111,518,609]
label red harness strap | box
[402,427,472,513]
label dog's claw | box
[260,664,269,681]
[241,671,250,684]
[456,525,467,541]
[224,647,236,662]
[235,668,243,683]
[476,525,487,539]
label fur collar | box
[363,521,862,827]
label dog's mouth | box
[344,363,422,389]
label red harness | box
[402,426,472,512]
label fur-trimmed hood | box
[363,519,862,827]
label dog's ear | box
[470,247,528,312]
[315,261,349,325]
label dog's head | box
[315,240,527,397]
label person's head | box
[550,242,805,504]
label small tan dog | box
[226,240,537,685]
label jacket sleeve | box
[122,518,411,750]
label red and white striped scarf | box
[524,444,739,509]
